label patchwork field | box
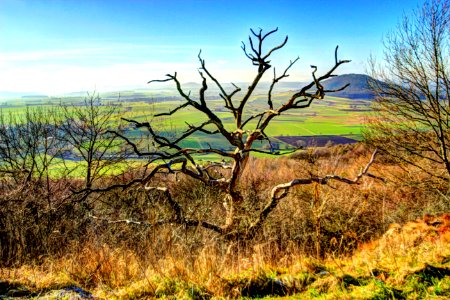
[0,89,371,152]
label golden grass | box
[2,217,449,299]
[1,146,449,298]
[0,221,450,299]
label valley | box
[0,74,373,155]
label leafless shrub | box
[366,0,450,183]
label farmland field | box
[0,88,371,151]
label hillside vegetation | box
[0,144,449,299]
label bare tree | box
[0,107,63,184]
[59,93,126,189]
[365,0,450,182]
[99,28,377,240]
[0,107,74,264]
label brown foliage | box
[2,146,448,268]
[1,146,449,299]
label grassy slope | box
[1,215,449,299]
[0,144,449,298]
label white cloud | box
[0,61,205,94]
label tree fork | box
[93,28,367,240]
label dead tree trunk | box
[89,28,379,240]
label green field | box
[119,92,370,150]
[0,89,371,152]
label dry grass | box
[1,144,449,298]
[1,216,449,299]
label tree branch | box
[246,149,380,238]
[268,57,299,109]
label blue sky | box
[0,0,421,95]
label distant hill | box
[0,74,379,101]
[0,91,46,99]
[320,73,377,99]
